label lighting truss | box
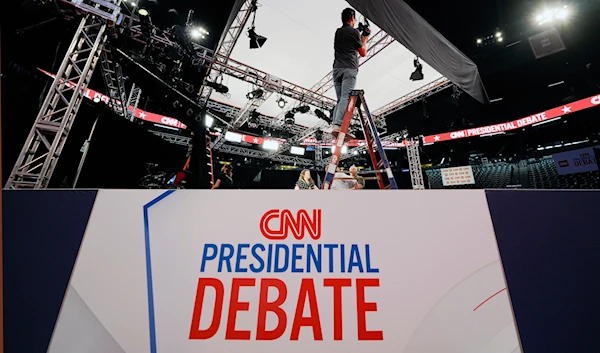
[373,77,453,119]
[99,46,128,116]
[406,137,425,189]
[198,0,255,106]
[70,0,123,23]
[125,83,142,121]
[212,91,274,150]
[314,144,323,166]
[5,15,108,189]
[216,144,314,166]
[151,131,191,146]
[319,131,406,167]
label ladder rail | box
[357,108,385,189]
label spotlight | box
[130,2,137,6]
[293,105,310,114]
[248,110,260,128]
[498,37,503,42]
[410,58,424,81]
[496,32,502,37]
[93,96,101,103]
[285,111,295,126]
[246,88,264,100]
[190,28,204,39]
[476,38,482,44]
[138,8,149,16]
[315,109,332,124]
[276,97,287,109]
[204,113,215,128]
[248,27,267,49]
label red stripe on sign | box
[473,287,507,311]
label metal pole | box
[72,113,100,188]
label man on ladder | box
[331,8,370,138]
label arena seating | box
[425,156,600,189]
[528,156,600,189]
[425,163,514,189]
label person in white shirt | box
[331,167,360,190]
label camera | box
[358,18,371,37]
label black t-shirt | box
[217,173,233,189]
[333,23,363,70]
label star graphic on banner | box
[253,138,259,143]
[139,112,146,119]
[561,105,572,114]
[434,135,440,141]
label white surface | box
[54,190,521,353]
[211,0,443,123]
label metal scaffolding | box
[406,137,425,190]
[5,15,108,189]
[319,131,406,167]
[217,145,314,166]
[151,131,192,146]
[125,83,142,121]
[99,47,128,116]
[198,0,255,106]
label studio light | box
[294,105,310,114]
[410,58,424,81]
[285,111,295,126]
[248,27,267,49]
[276,97,287,109]
[246,88,264,100]
[138,8,149,16]
[224,131,243,143]
[204,113,215,128]
[315,109,331,124]
[290,146,305,156]
[263,139,279,151]
[536,6,570,25]
[476,38,482,44]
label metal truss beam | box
[320,131,406,167]
[216,144,314,166]
[373,77,453,119]
[406,137,425,190]
[151,131,191,146]
[198,0,254,105]
[70,0,122,23]
[6,15,107,189]
[212,92,274,150]
[126,83,142,121]
[212,56,338,111]
[99,47,128,116]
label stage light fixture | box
[496,32,502,37]
[204,113,215,128]
[476,38,482,44]
[314,109,332,124]
[294,105,310,114]
[138,8,149,16]
[290,146,305,156]
[248,27,267,49]
[224,132,243,143]
[248,110,260,128]
[263,139,279,151]
[276,97,287,108]
[92,97,101,103]
[410,58,424,81]
[285,111,295,126]
[246,88,264,100]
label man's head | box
[349,165,358,176]
[342,8,356,27]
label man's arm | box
[358,35,368,57]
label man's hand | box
[362,27,371,37]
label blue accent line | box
[143,190,175,353]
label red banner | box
[422,94,600,144]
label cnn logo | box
[259,209,322,240]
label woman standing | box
[295,169,319,190]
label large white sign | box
[49,190,520,353]
[441,166,476,186]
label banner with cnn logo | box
[47,190,521,353]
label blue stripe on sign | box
[485,190,600,353]
[143,190,176,353]
[3,190,98,353]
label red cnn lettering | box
[225,278,255,340]
[290,279,323,340]
[260,209,322,240]
[324,278,352,340]
[256,279,287,340]
[189,278,224,340]
[356,278,383,341]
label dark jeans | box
[332,68,358,126]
